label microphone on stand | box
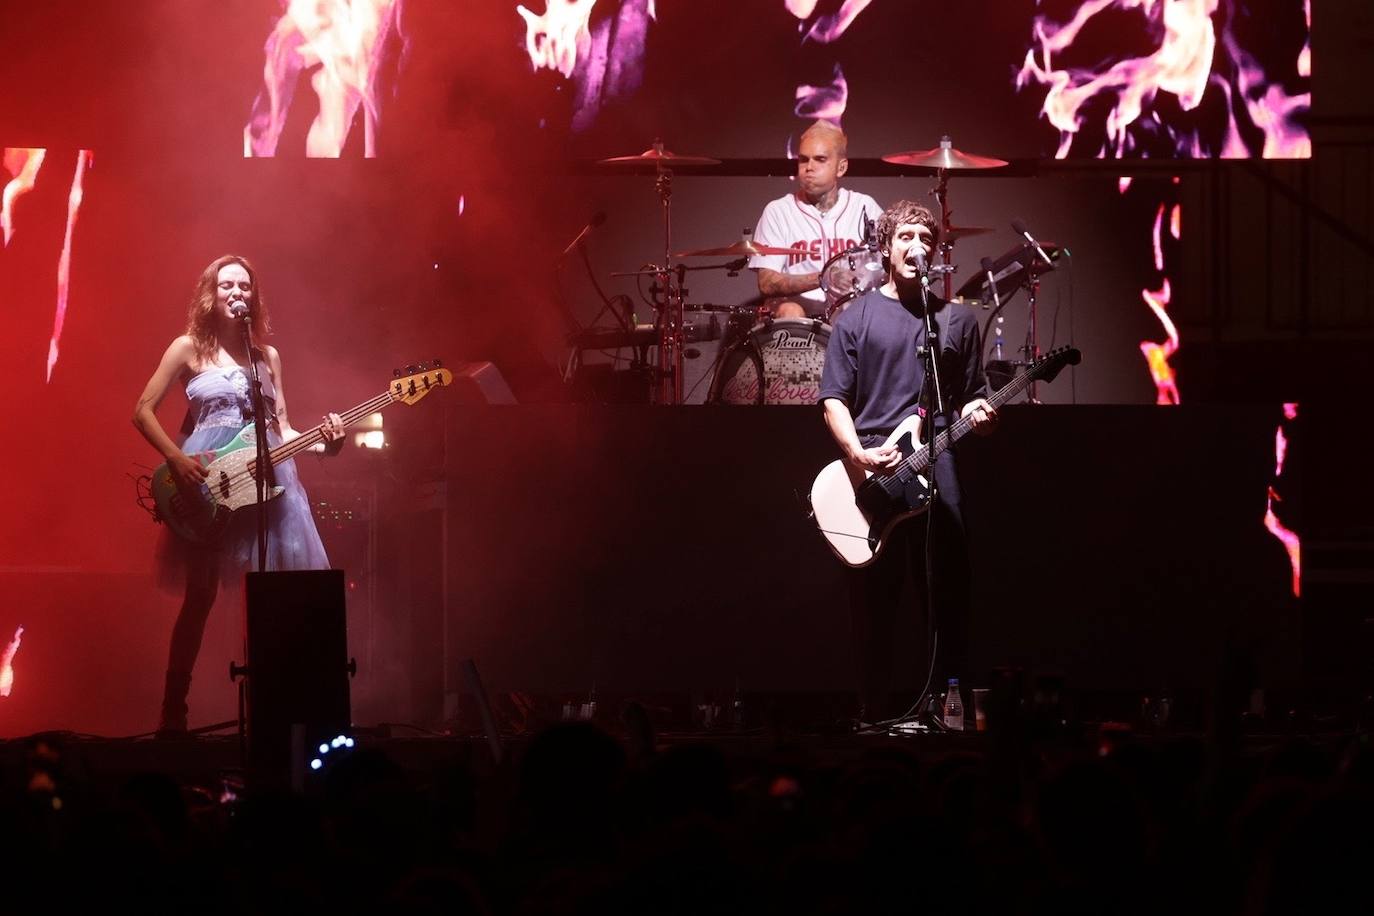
[229,299,251,320]
[1011,218,1053,266]
[906,248,930,286]
[561,211,608,257]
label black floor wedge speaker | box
[242,570,352,789]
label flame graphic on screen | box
[245,0,404,158]
[796,63,849,123]
[785,0,873,153]
[518,0,655,132]
[797,0,874,44]
[4,149,92,382]
[0,626,23,698]
[2,148,46,246]
[48,151,93,383]
[1140,278,1180,403]
[1017,0,1310,158]
[1128,178,1183,403]
[1297,0,1310,78]
[1264,402,1300,596]
[518,0,598,77]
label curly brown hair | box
[185,254,271,365]
[876,200,940,254]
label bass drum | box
[708,317,831,405]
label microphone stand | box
[237,311,273,572]
[900,265,948,732]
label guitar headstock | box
[391,360,453,405]
[1029,346,1082,383]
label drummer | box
[748,121,882,319]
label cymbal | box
[944,225,994,241]
[882,146,1008,170]
[675,239,795,258]
[598,145,721,167]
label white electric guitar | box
[809,346,1080,567]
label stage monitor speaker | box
[242,570,352,790]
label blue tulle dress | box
[155,363,330,590]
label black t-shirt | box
[818,287,986,441]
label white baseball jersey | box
[748,188,883,305]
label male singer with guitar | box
[817,200,999,726]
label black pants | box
[847,444,972,721]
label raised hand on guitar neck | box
[960,397,999,435]
[316,412,345,455]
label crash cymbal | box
[675,239,795,258]
[599,144,721,167]
[943,225,994,241]
[882,143,1008,170]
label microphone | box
[905,248,930,288]
[1011,218,1053,266]
[561,211,607,257]
[229,299,251,320]
[980,256,1001,310]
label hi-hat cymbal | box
[882,146,1008,170]
[675,239,795,258]
[599,145,721,167]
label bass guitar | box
[150,364,451,543]
[809,346,1080,567]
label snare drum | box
[819,244,885,321]
[708,317,831,405]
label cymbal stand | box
[1022,257,1044,402]
[650,151,685,405]
[930,168,955,299]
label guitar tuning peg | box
[392,368,402,378]
[433,358,443,367]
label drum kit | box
[589,135,1056,405]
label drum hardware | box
[883,136,1009,299]
[598,140,721,405]
[569,310,725,351]
[818,243,885,322]
[954,237,1064,303]
[957,233,1066,403]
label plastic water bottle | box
[942,678,965,731]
